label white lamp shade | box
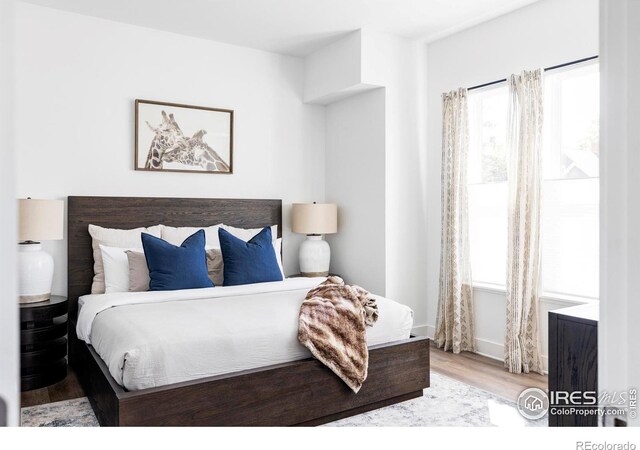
[291,203,337,235]
[18,198,64,242]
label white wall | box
[425,0,599,364]
[0,0,19,427]
[304,31,371,104]
[599,0,640,426]
[325,89,386,293]
[14,3,326,295]
[371,33,428,333]
[306,30,428,328]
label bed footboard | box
[70,327,430,427]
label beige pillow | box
[88,224,163,294]
[126,248,224,290]
[125,251,151,292]
[206,249,224,286]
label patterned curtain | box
[435,88,476,354]
[505,69,544,374]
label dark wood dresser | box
[548,303,598,426]
[20,296,68,391]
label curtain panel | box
[505,69,544,374]
[435,88,476,354]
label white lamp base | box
[299,235,330,277]
[18,242,54,304]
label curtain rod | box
[467,55,599,92]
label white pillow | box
[221,224,278,242]
[273,238,284,277]
[88,224,163,294]
[100,245,131,294]
[161,224,223,248]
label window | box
[468,86,508,286]
[467,61,599,299]
[541,62,599,298]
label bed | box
[67,196,430,426]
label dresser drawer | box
[548,304,598,427]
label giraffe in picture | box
[144,111,184,169]
[162,130,231,172]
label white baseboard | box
[415,323,549,374]
[420,324,504,361]
[474,338,504,362]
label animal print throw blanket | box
[298,276,379,393]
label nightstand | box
[20,296,68,391]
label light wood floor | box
[22,343,547,408]
[429,343,548,402]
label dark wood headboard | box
[67,196,282,318]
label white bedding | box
[77,277,414,391]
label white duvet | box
[77,277,414,391]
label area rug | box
[20,372,546,427]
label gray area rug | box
[21,372,546,427]
[21,397,98,427]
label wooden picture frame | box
[134,99,234,174]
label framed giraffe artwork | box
[134,99,233,174]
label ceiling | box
[22,0,540,57]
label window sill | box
[471,282,599,305]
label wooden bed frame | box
[67,196,430,426]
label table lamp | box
[18,198,64,303]
[291,202,337,277]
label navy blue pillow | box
[141,229,214,291]
[219,227,283,286]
